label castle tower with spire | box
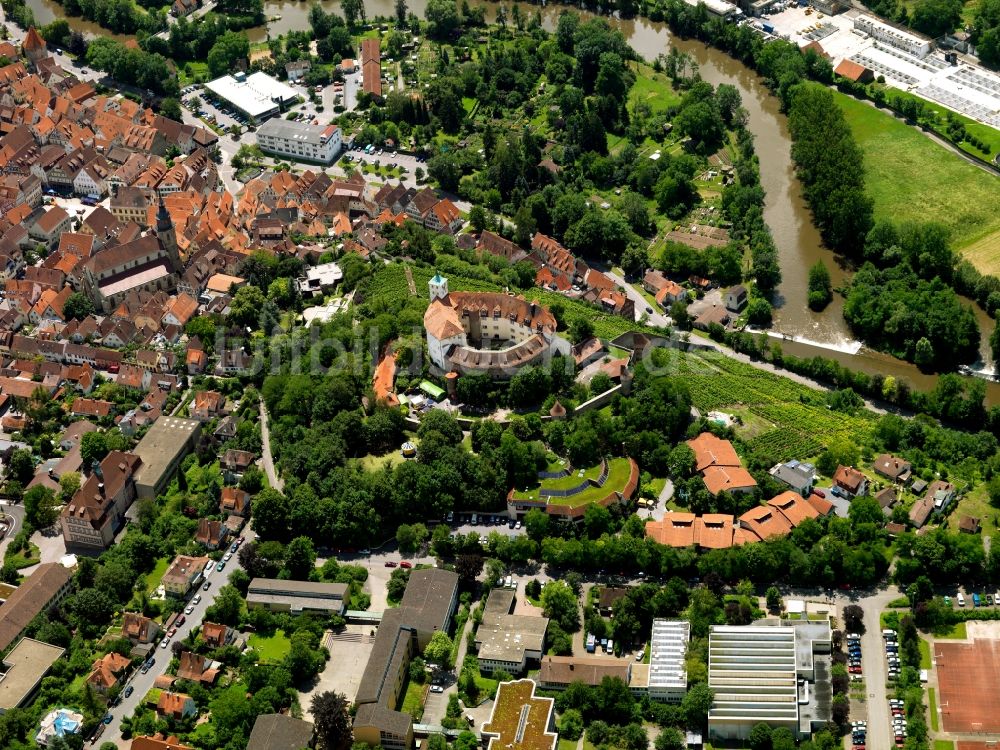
[154,195,182,273]
[22,27,47,68]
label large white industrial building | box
[648,619,690,703]
[708,622,832,741]
[203,72,300,122]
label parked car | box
[400,561,412,569]
[430,686,444,693]
[185,605,194,614]
[123,686,134,698]
[160,638,169,649]
[216,561,225,571]
[103,714,113,725]
[385,561,398,567]
[203,581,211,591]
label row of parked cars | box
[851,720,866,750]
[884,628,901,680]
[946,590,1000,607]
[847,632,863,675]
[889,698,908,746]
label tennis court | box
[935,638,1000,733]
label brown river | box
[28,0,1000,401]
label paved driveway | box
[300,625,374,721]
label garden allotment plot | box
[681,351,876,463]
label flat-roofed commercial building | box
[474,588,548,675]
[204,72,299,122]
[708,622,832,741]
[132,417,201,499]
[256,119,342,164]
[247,579,348,615]
[0,638,66,712]
[649,619,689,703]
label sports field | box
[834,92,1000,273]
[934,637,1000,733]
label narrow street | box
[258,398,284,492]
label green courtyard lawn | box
[833,92,1000,272]
[400,679,426,719]
[558,739,578,750]
[512,457,633,508]
[248,630,291,663]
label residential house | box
[924,479,956,513]
[221,449,255,477]
[156,692,197,720]
[655,280,685,308]
[0,563,73,654]
[832,465,868,498]
[161,555,209,597]
[219,486,250,517]
[131,736,194,750]
[70,397,113,419]
[768,460,816,497]
[724,285,747,313]
[190,390,225,421]
[86,651,131,694]
[687,432,757,496]
[176,652,220,685]
[875,487,898,517]
[958,515,981,534]
[872,454,912,484]
[200,622,233,649]
[29,206,72,249]
[195,518,228,550]
[122,612,160,644]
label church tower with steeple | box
[154,195,182,273]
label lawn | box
[934,741,953,750]
[399,678,426,719]
[512,457,634,508]
[919,637,932,669]
[144,557,171,596]
[952,485,999,537]
[558,739,579,750]
[4,542,40,570]
[248,630,291,663]
[359,449,408,471]
[833,92,1000,269]
[929,688,940,732]
[628,61,682,112]
[936,621,968,639]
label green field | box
[513,457,633,508]
[874,87,1000,160]
[833,92,1000,271]
[919,637,932,669]
[628,62,682,113]
[248,630,291,662]
[929,688,940,732]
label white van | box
[957,592,966,607]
